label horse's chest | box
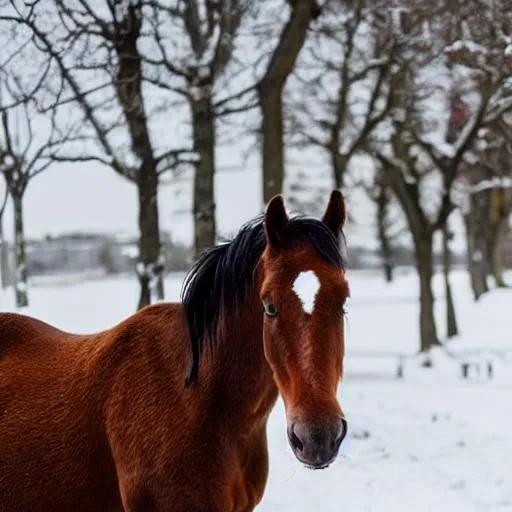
[226,471,265,512]
[216,423,270,512]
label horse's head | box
[259,191,349,470]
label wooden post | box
[486,361,493,379]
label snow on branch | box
[445,40,488,57]
[464,176,512,194]
[115,0,139,22]
[484,95,512,124]
[350,56,390,82]
[452,105,483,155]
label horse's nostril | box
[289,426,304,452]
[288,420,344,468]
[337,418,348,445]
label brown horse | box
[0,191,350,511]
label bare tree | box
[442,222,458,338]
[258,0,321,203]
[2,0,261,302]
[110,1,167,307]
[0,84,55,307]
[0,1,201,308]
[144,0,253,258]
[371,0,512,353]
[487,183,512,287]
[353,162,408,283]
[461,171,512,297]
[447,76,512,296]
[371,167,401,283]
[443,0,512,297]
[288,0,394,191]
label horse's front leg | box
[118,476,229,512]
[228,428,271,512]
[117,478,158,512]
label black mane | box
[181,215,346,385]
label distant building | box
[0,230,193,284]
[26,233,135,276]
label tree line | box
[1,0,511,357]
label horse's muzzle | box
[287,418,347,469]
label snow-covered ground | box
[1,268,511,511]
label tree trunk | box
[330,146,346,191]
[464,211,489,301]
[488,223,507,287]
[260,90,284,203]
[0,220,11,289]
[380,153,440,354]
[136,168,162,309]
[0,182,9,289]
[416,233,440,352]
[191,92,216,259]
[12,193,28,308]
[114,3,164,308]
[376,180,394,283]
[442,224,458,338]
[332,160,342,191]
[488,189,508,288]
[383,262,393,284]
[155,273,165,301]
[257,0,320,204]
[490,245,506,288]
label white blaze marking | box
[292,271,320,315]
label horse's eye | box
[263,300,278,317]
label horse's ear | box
[264,194,289,251]
[322,190,346,236]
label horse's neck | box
[211,288,278,421]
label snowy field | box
[1,268,511,511]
